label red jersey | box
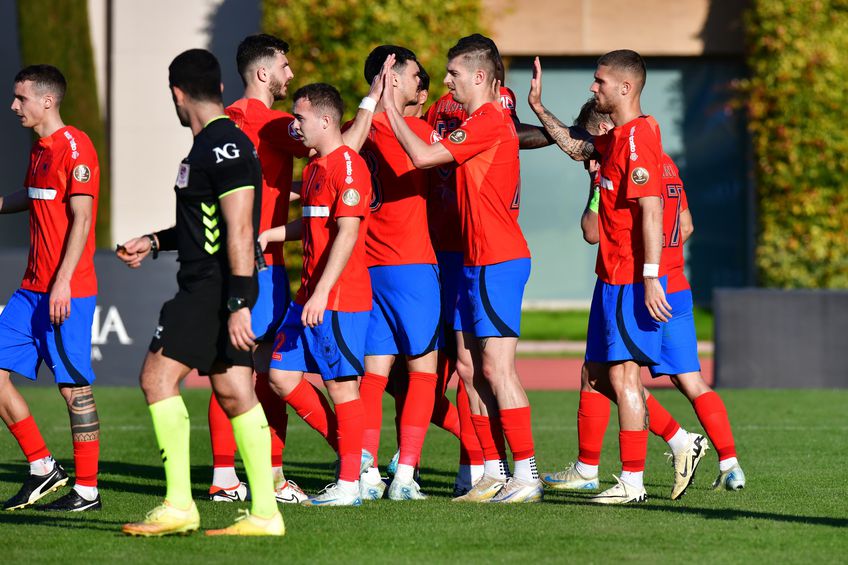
[296,145,372,312]
[425,87,518,253]
[22,126,99,297]
[439,102,528,266]
[359,113,439,266]
[226,98,309,266]
[593,115,664,285]
[660,155,690,293]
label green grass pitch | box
[0,387,845,563]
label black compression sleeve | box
[154,227,178,251]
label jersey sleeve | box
[623,122,663,200]
[261,115,310,158]
[67,135,99,198]
[680,186,689,212]
[439,110,497,165]
[332,150,371,219]
[593,132,612,157]
[211,139,260,199]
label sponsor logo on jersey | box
[343,151,353,177]
[631,167,650,185]
[449,129,467,144]
[64,130,78,151]
[176,163,190,189]
[73,164,91,183]
[342,189,361,206]
[345,176,354,184]
[212,143,241,164]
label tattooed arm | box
[528,57,595,161]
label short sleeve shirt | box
[360,112,439,266]
[659,154,690,293]
[594,115,664,284]
[438,101,529,266]
[296,145,372,312]
[425,87,518,253]
[22,126,99,297]
[226,98,309,267]
[172,116,262,268]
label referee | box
[117,49,282,537]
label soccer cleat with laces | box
[541,462,599,491]
[670,433,709,500]
[387,476,426,501]
[205,509,285,536]
[590,475,647,504]
[302,483,362,507]
[3,463,69,510]
[359,472,386,501]
[275,480,308,504]
[712,464,746,491]
[452,474,506,503]
[209,481,249,502]
[35,489,101,512]
[122,501,200,536]
[489,476,544,503]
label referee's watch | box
[227,297,248,313]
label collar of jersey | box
[204,115,229,128]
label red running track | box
[185,358,713,390]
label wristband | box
[145,234,159,259]
[643,263,660,278]
[358,97,377,113]
[229,274,258,308]
[588,187,600,213]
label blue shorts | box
[455,258,531,338]
[649,289,701,377]
[585,277,666,366]
[252,265,291,341]
[366,264,441,356]
[0,289,96,385]
[269,302,368,381]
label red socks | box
[73,439,99,487]
[457,381,484,465]
[360,372,388,464]
[470,413,508,461]
[619,430,649,472]
[577,391,610,466]
[500,406,535,461]
[255,372,287,467]
[335,399,365,482]
[398,372,437,466]
[646,394,681,442]
[8,415,50,462]
[694,391,737,460]
[431,395,461,438]
[208,393,236,468]
[284,378,339,452]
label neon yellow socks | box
[231,403,277,518]
[149,396,192,509]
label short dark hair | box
[573,97,611,134]
[364,45,418,85]
[597,49,647,92]
[417,63,430,93]
[168,49,222,103]
[447,34,502,81]
[14,65,66,103]
[292,83,344,123]
[236,34,290,85]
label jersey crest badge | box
[631,167,649,185]
[342,189,361,206]
[73,164,91,183]
[176,163,190,189]
[448,129,467,144]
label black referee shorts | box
[149,262,253,374]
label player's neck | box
[243,84,273,109]
[462,89,496,116]
[33,113,65,138]
[611,101,644,128]
[313,131,344,157]
[189,102,227,136]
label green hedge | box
[17,0,110,247]
[742,0,848,287]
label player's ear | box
[257,65,268,83]
[620,80,631,96]
[474,69,485,86]
[42,93,53,109]
[219,82,224,95]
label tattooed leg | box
[60,385,100,442]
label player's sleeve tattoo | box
[535,106,595,161]
[68,386,100,442]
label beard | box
[269,76,287,101]
[594,97,615,114]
